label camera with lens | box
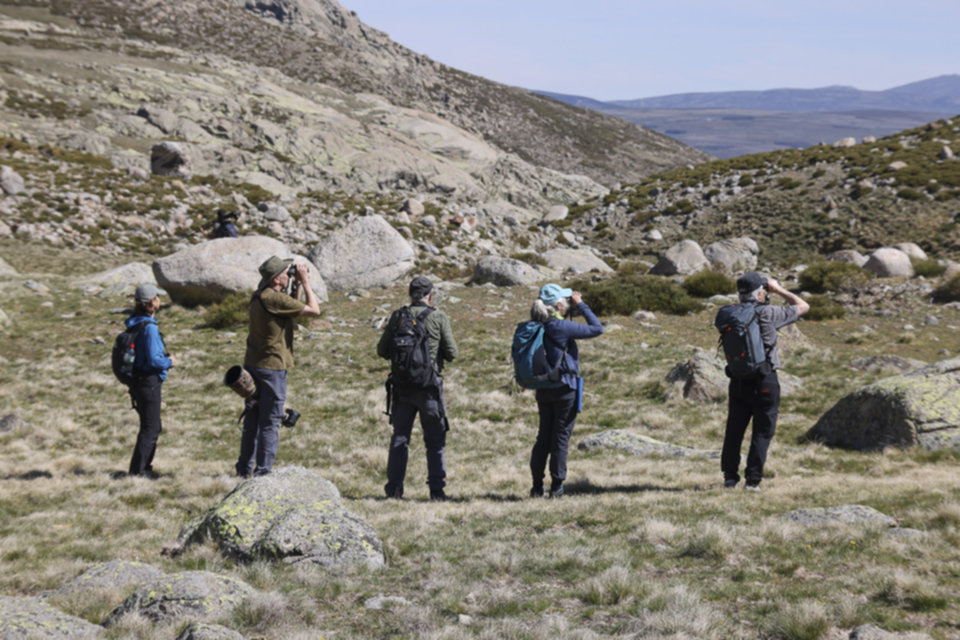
[282,408,300,428]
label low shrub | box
[911,257,946,278]
[738,175,754,187]
[571,275,703,316]
[509,252,548,267]
[618,261,649,276]
[897,188,924,201]
[621,245,641,257]
[932,274,960,302]
[799,262,872,293]
[202,291,251,328]
[632,210,658,226]
[682,270,736,297]
[805,295,846,321]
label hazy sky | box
[341,0,959,101]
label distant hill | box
[537,75,960,113]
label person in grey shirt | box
[722,272,809,491]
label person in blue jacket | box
[125,284,176,478]
[528,283,604,499]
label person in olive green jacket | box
[377,276,457,500]
[236,256,320,477]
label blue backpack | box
[511,321,567,389]
[715,302,770,378]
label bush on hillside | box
[510,252,548,267]
[911,258,946,278]
[682,271,736,298]
[932,274,960,303]
[202,291,251,329]
[799,262,873,293]
[804,295,846,321]
[571,275,703,316]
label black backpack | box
[112,321,147,386]
[715,302,771,378]
[389,306,437,389]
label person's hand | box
[294,263,310,283]
[169,354,177,367]
[571,291,583,306]
[765,279,784,295]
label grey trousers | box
[236,366,286,477]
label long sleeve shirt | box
[125,315,173,381]
[541,302,604,391]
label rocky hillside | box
[3,0,711,188]
[560,117,960,267]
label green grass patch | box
[681,271,736,298]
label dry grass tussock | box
[1,259,960,638]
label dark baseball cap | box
[736,272,768,294]
[409,276,433,299]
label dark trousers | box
[721,371,780,484]
[129,374,162,475]
[385,386,447,496]
[236,367,286,477]
[531,386,578,490]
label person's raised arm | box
[294,263,320,318]
[767,279,809,317]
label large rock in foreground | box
[307,215,414,291]
[44,560,164,601]
[578,430,720,459]
[807,357,960,451]
[0,595,102,639]
[153,237,327,305]
[176,623,244,640]
[649,240,708,276]
[471,256,554,286]
[177,467,384,568]
[703,238,758,275]
[104,571,254,626]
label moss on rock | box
[807,357,960,451]
[0,595,103,639]
[178,466,385,568]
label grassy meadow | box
[1,244,960,639]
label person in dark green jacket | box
[377,276,458,500]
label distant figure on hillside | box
[525,284,603,499]
[377,276,458,501]
[206,209,239,239]
[126,284,176,479]
[719,272,809,491]
[236,256,320,477]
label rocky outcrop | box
[542,249,613,274]
[863,248,914,278]
[0,256,17,277]
[827,250,868,267]
[890,242,927,261]
[153,236,327,305]
[649,240,708,276]
[176,466,384,568]
[780,505,897,527]
[702,238,758,275]
[578,430,720,459]
[306,215,414,291]
[151,141,192,178]
[176,623,245,640]
[807,357,960,451]
[74,262,157,298]
[44,560,164,601]
[0,595,103,639]
[471,256,554,286]
[103,571,255,626]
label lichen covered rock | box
[44,560,164,600]
[471,256,553,286]
[0,595,102,639]
[178,466,384,568]
[780,505,897,527]
[103,571,255,626]
[807,357,960,451]
[578,430,720,459]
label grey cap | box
[409,275,433,299]
[134,284,159,303]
